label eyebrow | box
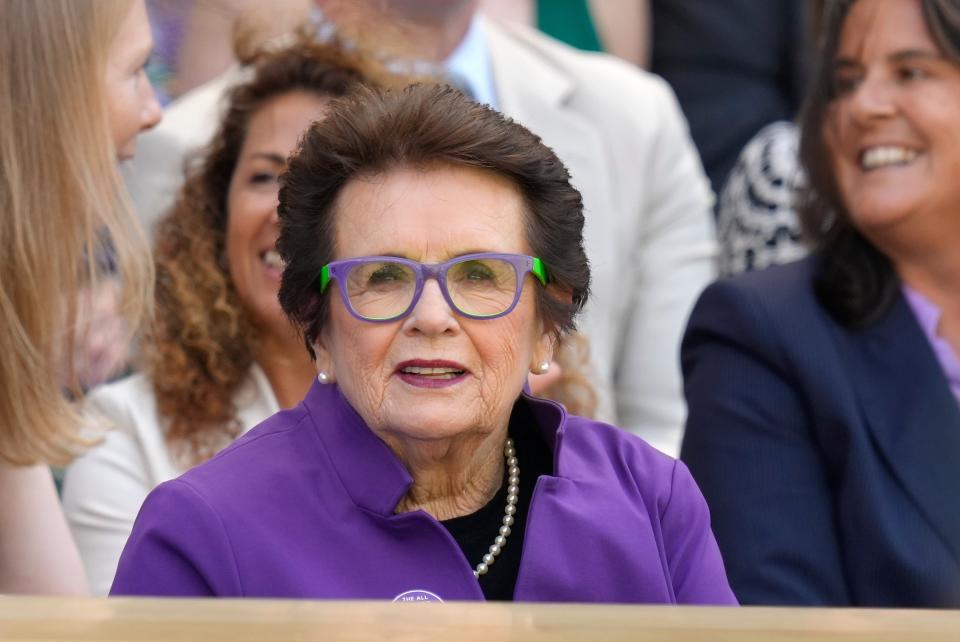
[832,58,860,71]
[364,250,499,261]
[834,48,945,68]
[889,49,945,63]
[244,152,286,164]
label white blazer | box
[61,367,279,595]
[484,21,717,454]
[123,18,716,456]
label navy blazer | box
[680,257,960,607]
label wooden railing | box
[0,598,958,641]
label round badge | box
[392,589,444,603]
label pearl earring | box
[537,361,550,374]
[317,372,329,383]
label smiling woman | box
[680,0,960,607]
[820,0,960,267]
[225,91,333,341]
[108,83,736,604]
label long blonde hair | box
[0,0,153,466]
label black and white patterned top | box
[717,121,808,277]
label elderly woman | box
[681,0,960,607]
[110,83,735,603]
[61,34,391,595]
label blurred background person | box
[681,0,960,607]
[145,0,313,103]
[715,121,806,276]
[0,0,161,594]
[112,84,735,603]
[62,33,390,596]
[126,0,716,457]
[715,1,830,277]
[651,0,812,197]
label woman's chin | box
[376,397,487,441]
[245,302,291,340]
[385,415,482,442]
[846,192,923,233]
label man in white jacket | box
[126,0,716,456]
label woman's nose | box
[140,81,163,133]
[403,279,459,336]
[848,71,897,124]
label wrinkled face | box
[316,164,554,443]
[825,0,960,245]
[104,0,162,161]
[227,92,329,335]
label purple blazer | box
[111,381,735,603]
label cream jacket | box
[61,368,278,595]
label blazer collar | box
[482,19,573,113]
[837,292,960,563]
[480,20,607,180]
[479,21,616,324]
[301,380,568,516]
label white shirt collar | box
[309,7,498,108]
[443,13,498,109]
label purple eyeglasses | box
[314,252,549,322]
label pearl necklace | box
[474,438,519,578]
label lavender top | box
[111,381,735,604]
[903,286,960,406]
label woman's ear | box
[527,327,561,395]
[529,324,558,374]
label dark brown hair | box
[799,0,960,327]
[277,83,591,356]
[148,32,391,466]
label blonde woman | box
[0,0,161,594]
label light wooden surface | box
[0,598,959,641]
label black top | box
[440,402,554,601]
